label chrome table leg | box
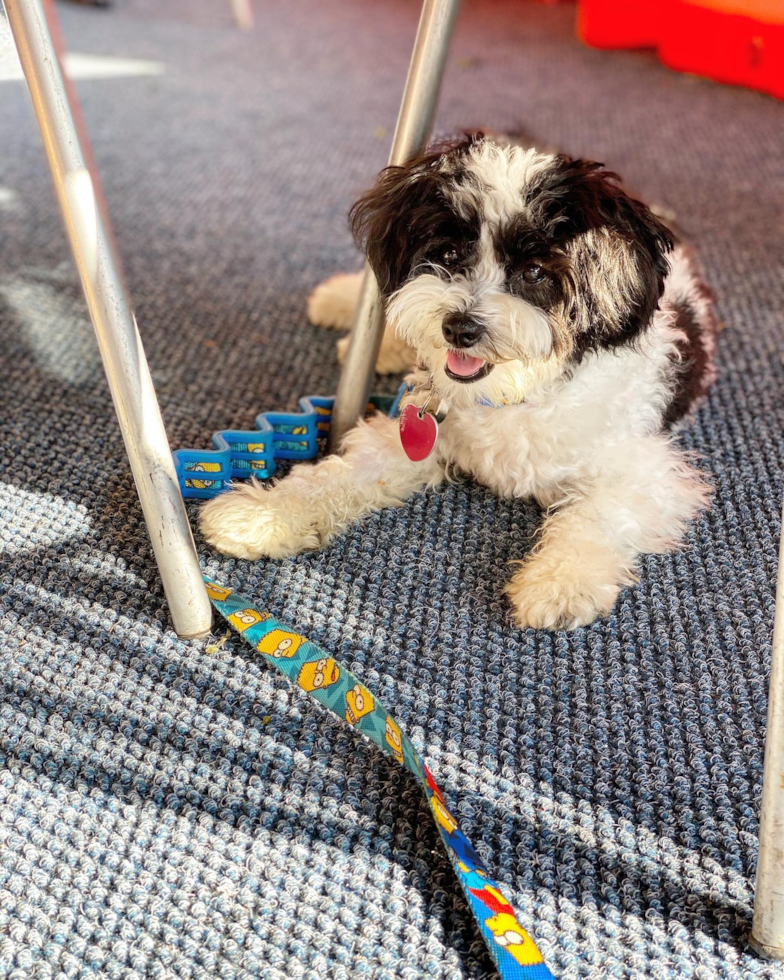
[328,0,461,450]
[4,0,212,638]
[751,493,784,959]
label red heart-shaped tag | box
[399,403,439,461]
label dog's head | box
[351,134,674,407]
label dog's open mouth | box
[444,350,495,383]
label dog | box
[200,133,717,630]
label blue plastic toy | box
[174,390,405,499]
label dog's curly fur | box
[202,133,718,630]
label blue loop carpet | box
[0,1,782,978]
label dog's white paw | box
[199,481,323,560]
[307,272,363,330]
[506,545,630,630]
[336,333,415,375]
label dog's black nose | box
[442,312,484,349]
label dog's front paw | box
[307,272,363,330]
[199,481,323,560]
[506,545,630,630]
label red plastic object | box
[577,0,784,100]
[577,0,662,49]
[659,1,784,99]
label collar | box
[389,378,516,421]
[415,362,519,410]
[475,395,514,408]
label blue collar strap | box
[392,380,514,416]
[205,577,555,979]
[475,394,514,408]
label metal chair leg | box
[4,0,212,640]
[328,0,461,451]
[229,0,254,31]
[751,495,784,959]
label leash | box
[204,577,555,979]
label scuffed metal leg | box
[4,0,212,639]
[751,495,784,959]
[229,0,254,31]
[328,0,461,451]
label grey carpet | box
[1,1,783,978]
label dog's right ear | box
[349,161,438,295]
[350,135,481,295]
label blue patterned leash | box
[204,577,555,979]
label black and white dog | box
[201,133,717,629]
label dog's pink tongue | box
[446,350,485,377]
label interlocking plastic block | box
[174,392,399,500]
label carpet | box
[0,1,783,977]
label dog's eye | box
[522,263,546,284]
[442,247,460,267]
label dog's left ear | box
[536,158,675,349]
